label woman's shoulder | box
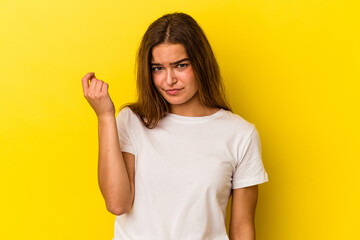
[116,106,140,123]
[219,109,256,132]
[118,106,131,114]
[117,106,129,118]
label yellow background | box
[1,0,359,239]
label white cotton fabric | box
[113,107,269,240]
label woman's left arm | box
[229,185,258,240]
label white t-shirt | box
[113,107,269,240]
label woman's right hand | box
[81,72,115,118]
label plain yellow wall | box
[1,0,359,239]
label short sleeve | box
[115,107,136,155]
[232,126,269,189]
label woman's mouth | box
[166,88,183,95]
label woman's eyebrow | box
[151,58,189,66]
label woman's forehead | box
[151,43,188,64]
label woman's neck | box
[169,105,220,117]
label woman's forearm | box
[230,222,255,240]
[97,114,131,215]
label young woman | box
[82,12,268,240]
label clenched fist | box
[81,72,115,118]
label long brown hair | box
[120,12,232,129]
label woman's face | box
[151,43,200,113]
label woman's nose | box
[166,69,177,85]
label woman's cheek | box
[152,74,162,87]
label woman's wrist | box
[97,113,115,122]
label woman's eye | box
[177,63,188,68]
[152,66,163,71]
